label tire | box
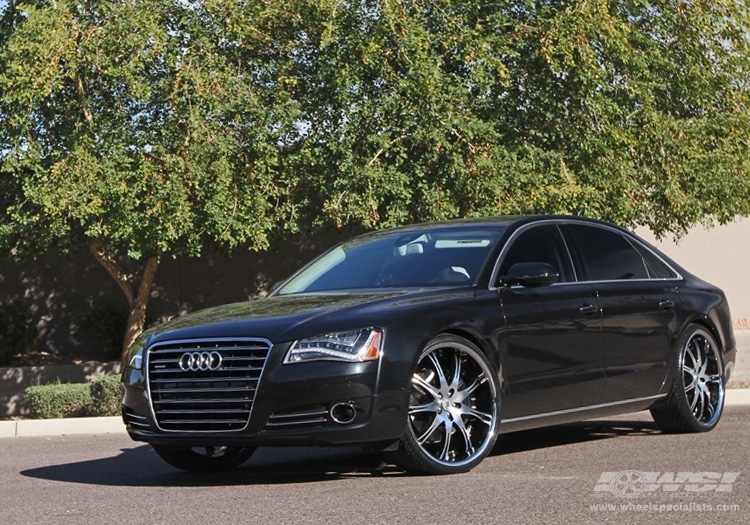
[390,334,500,475]
[152,445,256,472]
[650,325,725,433]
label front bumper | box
[122,341,408,448]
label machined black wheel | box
[152,445,256,472]
[391,334,500,475]
[650,325,725,433]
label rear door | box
[563,223,679,402]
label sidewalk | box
[2,389,750,439]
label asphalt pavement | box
[2,389,749,439]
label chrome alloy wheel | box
[398,335,499,473]
[651,325,725,433]
[682,329,724,426]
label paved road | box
[1,406,748,525]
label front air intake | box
[146,338,271,433]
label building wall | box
[0,229,353,358]
[636,218,750,326]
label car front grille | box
[146,338,271,433]
[122,407,151,431]
[266,406,329,429]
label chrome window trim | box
[488,219,683,291]
[488,220,578,291]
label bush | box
[89,374,124,416]
[25,382,92,419]
[25,374,123,418]
[0,298,40,365]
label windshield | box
[277,227,504,294]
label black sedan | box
[121,216,736,475]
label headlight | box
[284,328,383,363]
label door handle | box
[579,303,599,315]
[659,300,675,310]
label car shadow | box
[20,444,395,487]
[492,416,661,457]
[20,417,661,487]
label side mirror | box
[499,262,559,288]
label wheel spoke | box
[683,365,698,391]
[693,386,705,417]
[448,351,463,393]
[688,387,699,411]
[412,374,440,401]
[439,419,454,461]
[685,343,699,373]
[460,405,494,426]
[453,417,475,458]
[416,414,444,445]
[705,393,716,420]
[455,373,487,404]
[409,401,440,416]
[427,352,449,391]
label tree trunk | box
[90,243,159,367]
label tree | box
[2,0,750,363]
[293,0,750,235]
[0,0,303,363]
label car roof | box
[355,215,623,238]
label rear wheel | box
[152,445,256,472]
[650,325,725,433]
[390,334,500,475]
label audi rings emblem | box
[179,351,223,372]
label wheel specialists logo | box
[594,471,741,498]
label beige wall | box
[636,218,750,325]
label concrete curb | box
[2,390,749,439]
[0,416,123,439]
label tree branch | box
[90,242,135,306]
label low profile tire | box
[152,445,256,472]
[650,325,725,433]
[391,334,500,475]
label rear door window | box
[565,224,649,281]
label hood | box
[145,291,411,344]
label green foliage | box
[89,374,124,417]
[80,303,127,360]
[291,0,750,237]
[25,382,92,419]
[24,374,123,418]
[0,298,40,365]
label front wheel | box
[650,325,725,433]
[152,445,256,472]
[390,334,500,475]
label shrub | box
[0,298,40,365]
[24,374,123,418]
[89,374,124,416]
[25,382,92,419]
